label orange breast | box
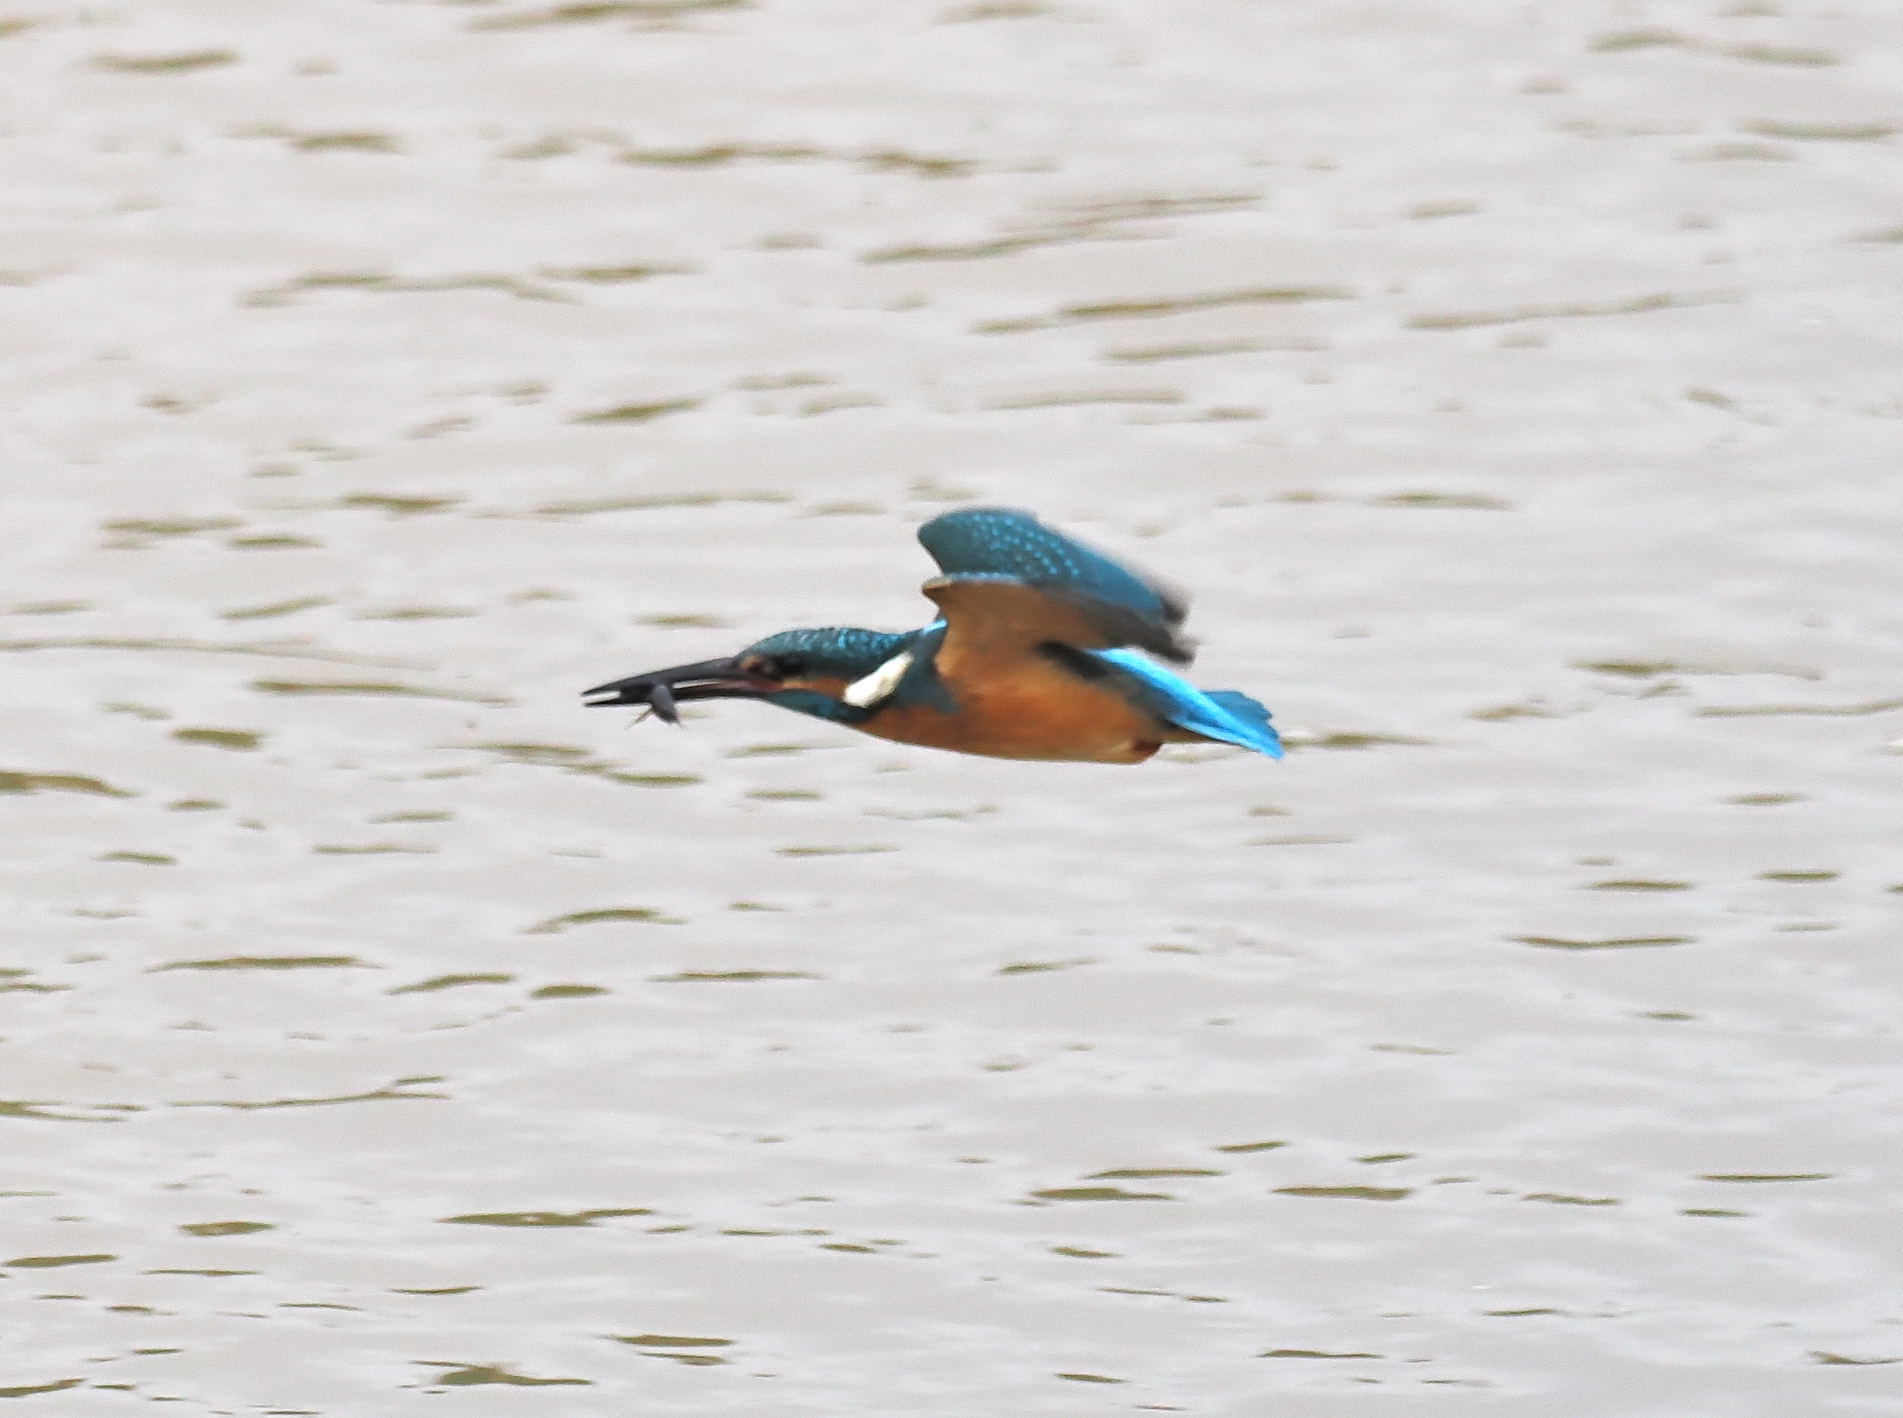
[860,661,1176,763]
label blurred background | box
[3,1,1901,1413]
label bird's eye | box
[743,655,802,680]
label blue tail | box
[1089,649,1283,759]
[1203,691,1283,758]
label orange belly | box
[859,666,1181,763]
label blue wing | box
[918,508,1192,663]
[1090,649,1283,758]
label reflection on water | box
[4,0,1903,1413]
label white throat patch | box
[842,651,914,708]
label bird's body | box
[584,508,1280,764]
[861,645,1184,764]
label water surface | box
[4,2,1902,1413]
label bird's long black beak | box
[582,656,777,724]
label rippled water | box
[5,1,1902,1413]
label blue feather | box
[764,687,871,725]
[919,507,1181,620]
[1090,649,1283,758]
[919,508,1192,662]
[744,626,913,676]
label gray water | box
[4,1,1902,1413]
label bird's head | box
[583,627,909,722]
[731,628,895,691]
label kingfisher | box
[583,507,1281,765]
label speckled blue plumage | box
[743,626,914,678]
[918,508,1191,662]
[744,623,958,721]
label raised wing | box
[921,574,1137,663]
[917,508,1192,663]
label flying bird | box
[583,507,1280,764]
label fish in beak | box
[582,656,780,724]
